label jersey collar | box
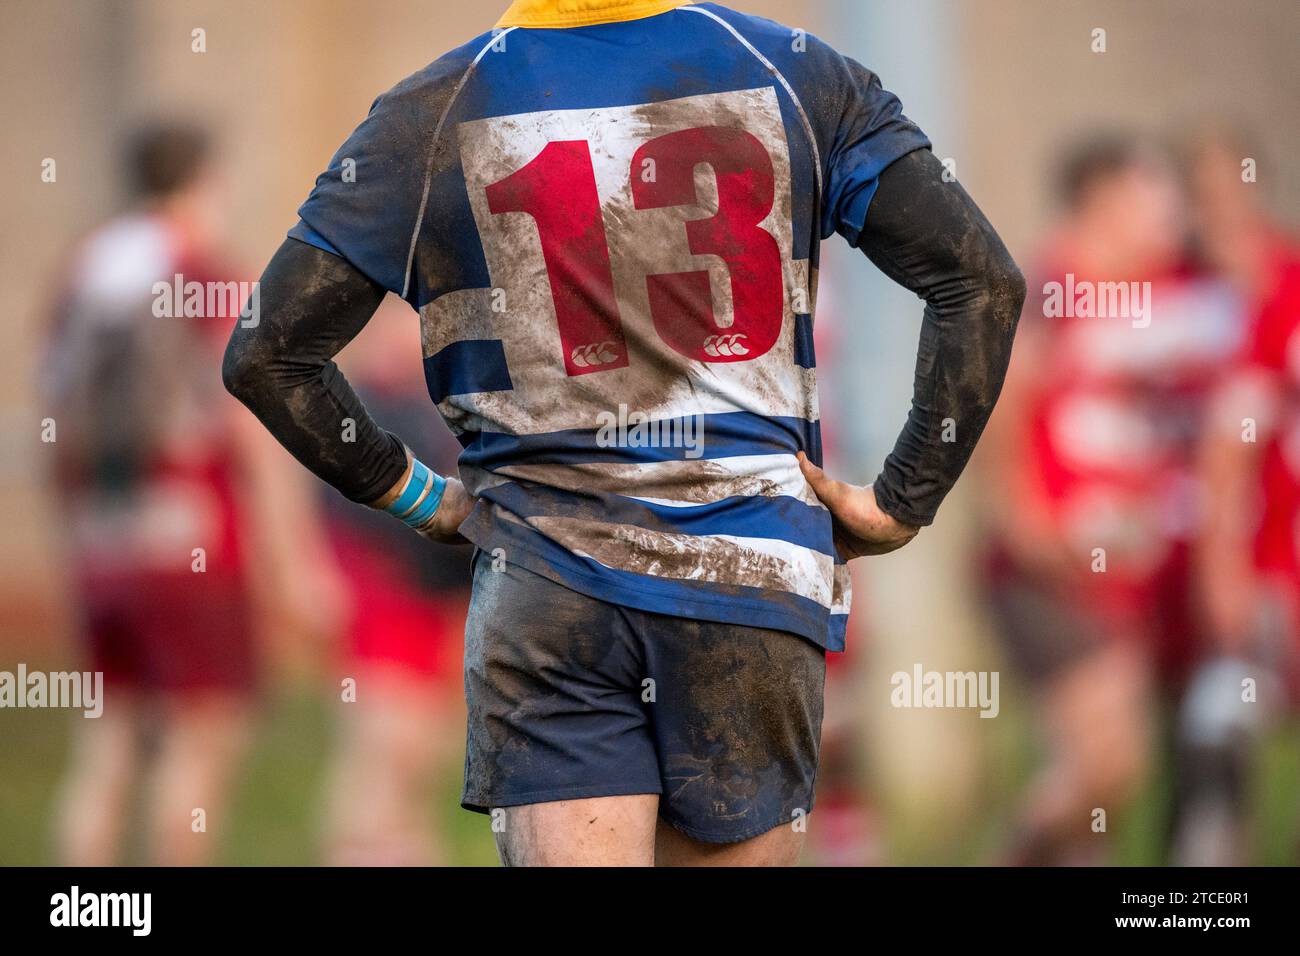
[496,0,690,28]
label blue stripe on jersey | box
[481,480,836,555]
[459,411,821,470]
[461,502,850,652]
[424,340,515,401]
[793,313,816,368]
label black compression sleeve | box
[222,237,409,503]
[855,148,1026,526]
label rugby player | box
[980,136,1235,864]
[1183,128,1300,865]
[44,122,343,865]
[225,0,1024,866]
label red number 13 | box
[486,126,783,376]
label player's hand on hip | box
[412,476,475,545]
[797,452,919,558]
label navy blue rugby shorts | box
[460,550,827,844]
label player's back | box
[291,0,930,649]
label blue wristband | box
[385,460,447,529]
[389,461,429,515]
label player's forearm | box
[222,237,409,504]
[856,148,1026,527]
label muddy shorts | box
[460,550,827,844]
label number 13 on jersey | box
[459,87,796,378]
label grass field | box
[1,665,1296,866]
[0,676,500,867]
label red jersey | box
[47,214,247,584]
[45,213,257,694]
[1016,254,1241,610]
[1238,234,1300,585]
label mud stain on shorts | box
[461,552,827,842]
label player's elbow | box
[995,253,1028,317]
[221,335,265,406]
[955,242,1025,416]
[978,242,1027,335]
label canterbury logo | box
[703,333,749,357]
[571,341,620,367]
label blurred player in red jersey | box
[320,299,472,865]
[1179,128,1300,865]
[980,135,1240,864]
[42,122,343,865]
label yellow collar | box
[496,0,690,29]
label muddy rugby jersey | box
[289,0,930,649]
